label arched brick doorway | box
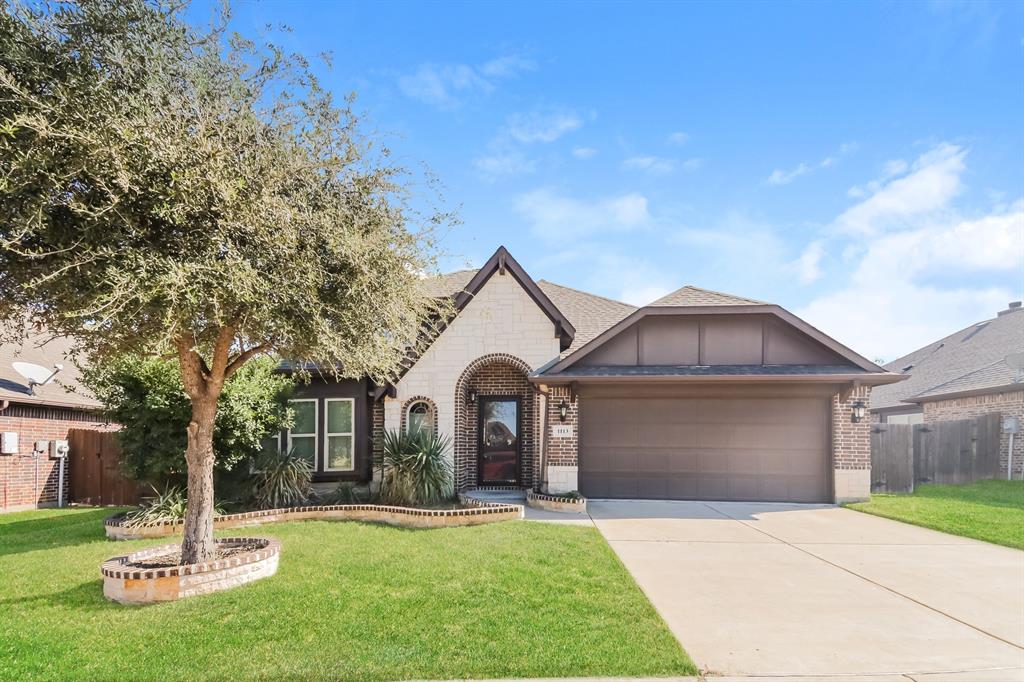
[453,354,536,491]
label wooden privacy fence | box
[870,413,1002,493]
[68,428,142,506]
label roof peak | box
[648,284,765,307]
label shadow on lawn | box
[0,579,119,613]
[0,508,119,557]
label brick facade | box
[0,403,112,512]
[922,389,1024,477]
[831,385,872,502]
[452,354,536,491]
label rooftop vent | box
[998,301,1022,317]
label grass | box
[0,507,694,681]
[847,480,1024,549]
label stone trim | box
[526,490,587,513]
[105,501,524,540]
[101,537,280,605]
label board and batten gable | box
[575,313,851,367]
[385,270,563,448]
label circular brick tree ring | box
[101,537,280,605]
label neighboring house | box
[871,301,1024,477]
[0,330,110,512]
[282,246,902,504]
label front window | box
[287,399,317,467]
[407,401,433,438]
[325,398,355,471]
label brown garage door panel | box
[579,397,829,503]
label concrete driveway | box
[590,499,1024,680]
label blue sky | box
[201,0,1021,361]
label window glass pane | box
[327,435,353,470]
[409,410,430,437]
[290,435,316,465]
[327,400,352,433]
[291,401,316,434]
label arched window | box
[407,400,433,438]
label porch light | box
[558,399,569,422]
[467,389,477,405]
[851,400,867,423]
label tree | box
[0,1,449,563]
[85,355,294,490]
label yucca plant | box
[252,448,314,510]
[124,485,225,528]
[380,429,454,506]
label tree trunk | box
[180,393,219,565]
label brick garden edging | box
[105,499,524,540]
[525,490,588,513]
[101,537,280,605]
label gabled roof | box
[0,328,100,410]
[872,303,1024,410]
[536,280,636,355]
[650,285,764,307]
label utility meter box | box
[0,432,17,455]
[33,440,48,454]
[49,439,69,458]
[1004,416,1020,434]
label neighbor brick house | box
[279,246,903,504]
[0,330,112,512]
[871,301,1024,477]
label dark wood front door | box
[478,396,520,485]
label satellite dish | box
[1006,353,1024,384]
[11,362,63,395]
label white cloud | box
[792,241,825,284]
[398,54,534,109]
[767,142,858,186]
[833,143,966,236]
[473,152,536,179]
[537,248,675,306]
[572,146,597,160]
[505,109,583,144]
[668,131,690,145]
[514,188,651,241]
[623,155,676,175]
[681,158,703,172]
[848,159,908,198]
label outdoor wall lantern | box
[558,399,569,422]
[851,400,867,423]
[467,389,477,405]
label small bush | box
[318,481,373,505]
[380,429,453,506]
[252,448,313,509]
[123,485,226,528]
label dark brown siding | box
[287,378,372,483]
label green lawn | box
[0,508,694,681]
[847,480,1024,549]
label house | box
[0,330,111,512]
[871,301,1024,477]
[281,246,903,504]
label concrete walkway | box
[589,499,1024,680]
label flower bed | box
[101,537,280,605]
[526,490,588,513]
[105,498,523,540]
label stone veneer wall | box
[452,355,536,491]
[543,385,579,493]
[383,271,561,471]
[923,389,1024,477]
[0,404,113,513]
[831,385,873,503]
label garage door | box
[579,397,829,502]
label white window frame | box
[324,398,355,472]
[406,400,433,437]
[287,398,319,468]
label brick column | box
[543,386,579,493]
[831,385,872,503]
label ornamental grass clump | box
[124,485,226,529]
[252,449,314,510]
[380,429,454,506]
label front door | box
[478,397,520,485]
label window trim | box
[324,397,356,472]
[287,398,318,467]
[406,400,434,437]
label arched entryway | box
[453,353,536,491]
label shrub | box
[123,485,226,528]
[380,429,453,506]
[252,448,313,510]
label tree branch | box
[225,343,269,379]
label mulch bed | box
[130,542,264,569]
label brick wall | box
[544,386,578,467]
[452,355,536,491]
[832,386,872,470]
[923,389,1024,477]
[0,403,112,512]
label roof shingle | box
[648,285,764,307]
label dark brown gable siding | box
[287,378,372,483]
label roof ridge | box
[536,279,636,308]
[678,284,765,304]
[649,283,765,307]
